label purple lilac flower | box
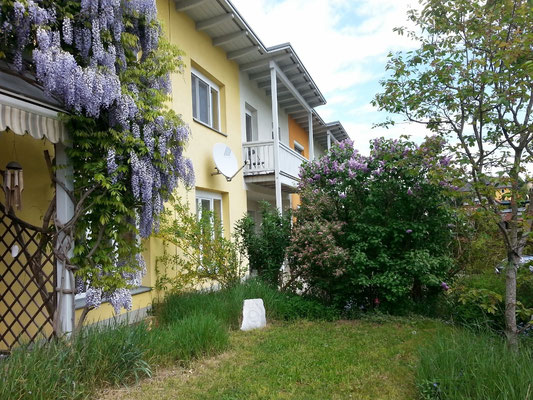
[406,229,413,234]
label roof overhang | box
[174,0,327,108]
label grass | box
[0,322,153,400]
[99,316,445,400]
[417,328,533,400]
[5,280,532,400]
[154,278,338,329]
[0,279,331,400]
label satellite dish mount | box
[211,143,248,182]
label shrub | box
[288,137,456,312]
[235,202,292,287]
[155,197,246,292]
[438,272,533,332]
[417,328,533,400]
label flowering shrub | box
[0,0,193,314]
[288,137,456,311]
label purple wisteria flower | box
[6,0,194,313]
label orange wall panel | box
[288,116,309,159]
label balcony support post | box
[327,130,332,151]
[308,112,315,161]
[270,64,283,212]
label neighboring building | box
[0,0,350,352]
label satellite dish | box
[212,143,248,182]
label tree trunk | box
[505,253,518,349]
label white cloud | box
[232,0,418,88]
[230,0,423,144]
[344,121,434,155]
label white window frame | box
[244,103,258,142]
[191,67,221,131]
[294,140,305,156]
[196,190,223,234]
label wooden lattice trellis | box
[0,205,56,353]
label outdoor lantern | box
[2,161,24,211]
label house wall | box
[78,1,249,325]
[288,116,309,159]
[239,71,290,145]
[0,130,55,350]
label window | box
[294,141,305,156]
[196,190,223,237]
[245,104,258,142]
[191,68,220,131]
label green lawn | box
[99,318,445,400]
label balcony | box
[242,140,307,190]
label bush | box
[288,137,456,312]
[235,202,292,287]
[155,197,246,292]
[417,328,533,400]
[438,272,533,332]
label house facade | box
[0,0,349,352]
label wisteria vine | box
[0,0,194,315]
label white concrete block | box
[240,298,267,331]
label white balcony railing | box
[243,140,307,180]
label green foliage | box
[452,209,506,274]
[235,202,292,286]
[373,0,533,343]
[153,278,338,329]
[154,197,246,292]
[67,36,188,293]
[417,328,533,400]
[289,137,456,311]
[439,272,533,332]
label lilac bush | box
[288,137,457,311]
[0,0,193,314]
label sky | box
[230,0,430,155]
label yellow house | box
[0,0,349,352]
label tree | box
[288,137,455,311]
[373,0,533,346]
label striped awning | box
[0,98,68,144]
